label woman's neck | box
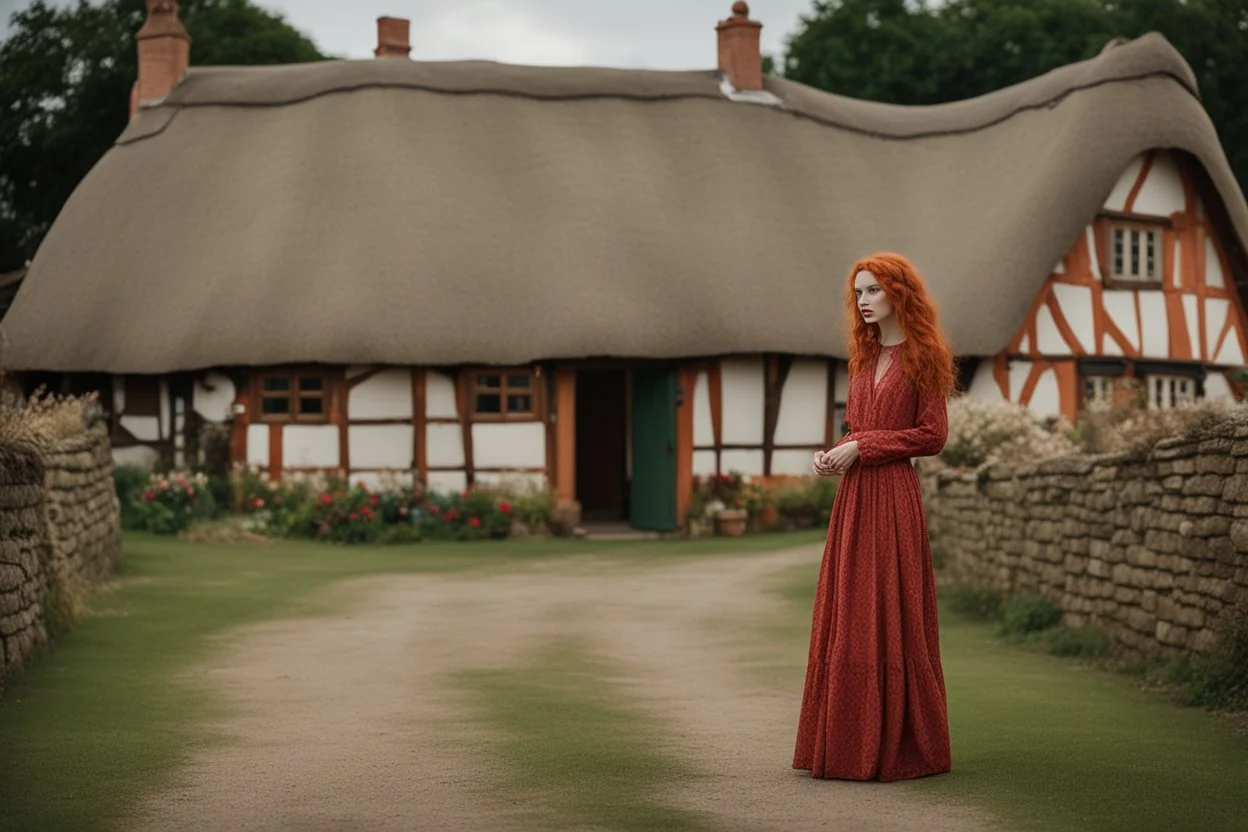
[876,320,905,347]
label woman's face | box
[854,269,894,324]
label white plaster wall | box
[967,361,1006,401]
[1204,373,1235,403]
[1206,235,1225,288]
[1027,369,1062,418]
[1102,155,1145,212]
[472,422,545,468]
[1007,360,1033,402]
[351,470,416,491]
[121,415,160,442]
[427,471,468,494]
[720,449,764,477]
[1019,331,1031,353]
[474,471,547,491]
[349,370,413,420]
[774,359,827,445]
[693,370,714,447]
[771,449,819,476]
[113,445,161,470]
[1132,152,1187,216]
[1181,294,1201,359]
[193,372,235,422]
[426,371,458,419]
[1085,226,1103,280]
[720,358,765,445]
[283,425,340,468]
[1102,290,1139,353]
[1173,237,1183,288]
[158,378,170,441]
[693,450,717,476]
[1216,322,1245,366]
[1137,292,1169,358]
[246,424,269,466]
[1051,283,1094,352]
[349,424,413,469]
[1054,258,1066,275]
[426,422,465,467]
[1035,303,1070,355]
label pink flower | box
[320,493,333,506]
[398,507,409,517]
[348,512,359,521]
[469,516,480,528]
[253,497,265,509]
[160,479,169,489]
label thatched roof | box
[2,33,1245,373]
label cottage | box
[2,1,1246,531]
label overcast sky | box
[0,0,823,68]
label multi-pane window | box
[1111,225,1162,283]
[1083,375,1116,408]
[256,371,328,421]
[472,370,535,420]
[1146,374,1196,410]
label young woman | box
[792,252,956,782]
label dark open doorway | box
[575,369,629,522]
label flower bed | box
[686,469,836,536]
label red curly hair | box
[844,252,956,398]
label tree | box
[782,0,1248,196]
[0,0,328,272]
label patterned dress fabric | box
[792,348,953,781]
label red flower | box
[349,512,359,521]
[140,490,155,502]
[430,505,442,515]
[254,497,265,509]
[469,516,480,528]
[361,506,373,516]
[357,480,368,491]
[445,508,460,521]
[498,501,512,515]
[369,495,379,506]
[320,493,333,506]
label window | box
[1110,225,1162,283]
[1083,375,1116,408]
[1146,374,1196,410]
[255,370,329,421]
[123,375,160,416]
[472,370,536,420]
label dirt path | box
[123,547,1004,832]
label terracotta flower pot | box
[715,508,748,537]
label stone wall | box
[918,413,1248,659]
[0,422,122,686]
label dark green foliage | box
[1045,625,1110,657]
[782,1,1248,195]
[112,465,148,531]
[946,583,1005,621]
[0,0,327,271]
[1187,599,1248,709]
[999,592,1063,635]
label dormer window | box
[1107,222,1164,286]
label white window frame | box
[1083,375,1116,408]
[1146,374,1196,409]
[1111,226,1162,283]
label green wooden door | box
[630,368,677,531]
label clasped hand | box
[811,440,859,477]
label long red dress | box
[792,347,953,781]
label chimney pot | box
[716,2,763,92]
[131,0,190,120]
[375,16,412,59]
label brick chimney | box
[130,0,191,121]
[716,2,763,92]
[375,16,411,59]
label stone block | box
[1156,620,1189,647]
[1127,607,1156,633]
[1231,521,1248,553]
[1188,628,1218,653]
[1221,476,1248,504]
[1114,586,1142,604]
[1185,474,1229,497]
[1196,455,1236,475]
[1127,546,1159,568]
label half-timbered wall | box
[690,355,846,479]
[968,150,1248,420]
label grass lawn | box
[766,562,1248,832]
[0,529,821,832]
[455,638,713,832]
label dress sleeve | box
[851,384,948,466]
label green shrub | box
[1186,599,1248,710]
[773,479,837,529]
[1046,626,1110,657]
[129,471,216,535]
[999,593,1063,636]
[113,465,149,531]
[417,487,512,541]
[378,523,423,545]
[945,584,1004,621]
